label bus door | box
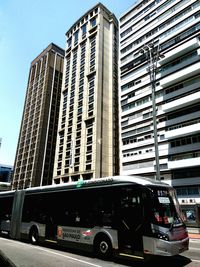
[45,214,57,241]
[117,187,145,255]
[43,193,59,241]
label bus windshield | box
[150,187,183,228]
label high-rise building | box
[12,43,64,189]
[53,3,119,184]
[119,0,200,198]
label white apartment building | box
[53,3,119,183]
[119,0,200,206]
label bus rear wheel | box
[29,227,39,245]
[94,235,112,259]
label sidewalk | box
[188,233,200,239]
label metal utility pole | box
[139,43,164,181]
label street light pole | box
[140,43,164,181]
[149,46,160,181]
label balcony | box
[122,158,168,176]
[160,62,200,88]
[168,156,200,170]
[162,91,200,112]
[122,168,154,176]
[159,52,199,80]
[122,148,168,163]
[159,37,200,65]
[165,122,200,139]
[165,177,200,187]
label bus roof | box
[0,176,171,196]
[24,175,170,194]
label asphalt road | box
[0,237,200,267]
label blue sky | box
[0,0,135,166]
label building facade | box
[12,43,64,189]
[53,3,119,184]
[119,0,200,202]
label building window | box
[87,127,93,135]
[89,95,94,103]
[65,160,70,166]
[75,157,80,164]
[66,151,70,157]
[63,175,69,180]
[67,37,72,48]
[86,164,92,170]
[88,111,93,117]
[88,103,94,110]
[71,175,79,181]
[74,30,79,44]
[77,123,82,130]
[86,154,92,162]
[74,166,79,172]
[76,139,81,146]
[82,24,87,36]
[171,135,200,148]
[75,148,80,155]
[77,115,82,122]
[90,17,96,27]
[172,167,200,179]
[87,136,92,144]
[76,131,81,138]
[87,145,92,152]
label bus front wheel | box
[29,227,39,245]
[94,235,112,259]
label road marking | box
[33,246,103,267]
[2,239,200,266]
[189,247,200,251]
[189,239,200,242]
[119,253,144,259]
[192,259,200,263]
[1,238,103,267]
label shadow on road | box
[115,255,192,267]
[31,241,192,267]
[0,250,16,267]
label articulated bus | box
[0,176,189,260]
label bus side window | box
[0,197,13,222]
[22,209,31,222]
[91,189,114,227]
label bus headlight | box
[157,233,169,241]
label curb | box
[0,250,16,267]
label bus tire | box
[29,226,39,245]
[94,234,113,259]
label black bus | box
[0,176,189,260]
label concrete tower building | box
[119,0,200,201]
[53,3,119,184]
[12,43,64,189]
